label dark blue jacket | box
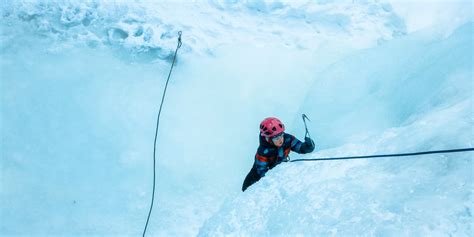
[254,133,315,177]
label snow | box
[1,0,406,62]
[1,0,473,236]
[388,0,473,34]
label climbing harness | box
[143,31,182,237]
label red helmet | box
[260,117,285,138]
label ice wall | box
[199,21,473,236]
[1,1,472,236]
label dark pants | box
[242,165,262,192]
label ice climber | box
[242,117,315,192]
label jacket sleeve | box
[290,135,315,154]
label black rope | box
[143,31,182,237]
[290,148,474,162]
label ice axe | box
[302,114,312,139]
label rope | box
[143,31,182,237]
[290,148,474,162]
[295,114,473,161]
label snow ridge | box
[1,0,406,62]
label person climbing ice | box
[242,117,315,192]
